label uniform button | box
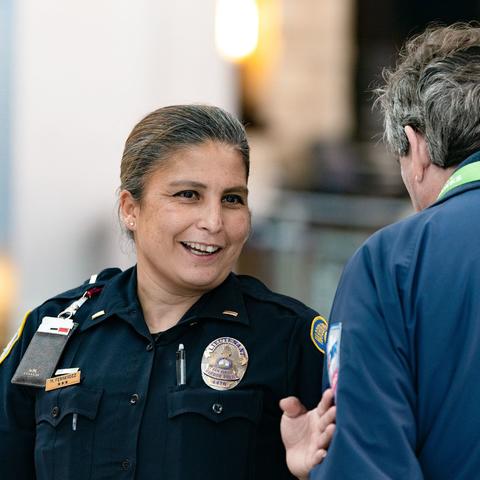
[51,406,60,418]
[129,394,139,405]
[146,343,153,351]
[121,459,131,471]
[212,403,223,414]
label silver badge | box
[201,337,249,390]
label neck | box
[420,164,456,210]
[136,267,202,333]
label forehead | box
[149,141,247,183]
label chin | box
[181,272,228,293]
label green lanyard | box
[437,161,480,200]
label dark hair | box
[120,104,250,201]
[375,22,480,167]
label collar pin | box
[91,310,106,320]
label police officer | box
[281,22,480,480]
[0,105,330,479]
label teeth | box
[183,242,220,254]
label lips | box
[181,241,222,256]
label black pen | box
[176,344,186,385]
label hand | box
[280,389,336,480]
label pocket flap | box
[36,386,103,427]
[167,388,263,424]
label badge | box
[201,337,248,390]
[310,315,328,353]
[326,322,342,397]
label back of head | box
[376,22,480,168]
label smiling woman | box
[120,141,251,331]
[0,104,334,480]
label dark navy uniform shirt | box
[312,151,480,480]
[0,268,325,480]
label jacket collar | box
[80,267,249,338]
[432,150,480,207]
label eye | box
[174,190,199,200]
[222,194,245,205]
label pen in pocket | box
[176,344,186,386]
[72,413,78,431]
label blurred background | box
[1,0,479,346]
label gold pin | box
[222,310,239,317]
[201,337,248,390]
[91,310,105,320]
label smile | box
[181,241,222,256]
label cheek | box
[228,213,251,244]
[144,204,192,232]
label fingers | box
[311,448,328,467]
[279,396,307,418]
[321,423,336,447]
[318,405,336,432]
[316,388,334,416]
[312,422,336,453]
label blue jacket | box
[312,151,480,479]
[0,268,325,480]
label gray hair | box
[120,104,250,201]
[375,22,480,167]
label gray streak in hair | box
[375,22,480,168]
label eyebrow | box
[168,180,249,195]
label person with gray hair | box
[0,104,334,479]
[280,22,480,479]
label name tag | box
[46,371,81,391]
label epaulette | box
[237,274,328,353]
[236,274,317,317]
[42,268,123,305]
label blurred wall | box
[9,0,237,331]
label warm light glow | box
[215,0,259,62]
[0,253,17,346]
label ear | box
[119,190,139,230]
[404,126,431,182]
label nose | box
[196,201,223,233]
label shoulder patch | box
[0,311,31,366]
[310,315,328,353]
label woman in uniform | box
[0,104,334,480]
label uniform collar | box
[80,266,149,338]
[432,150,480,207]
[177,272,249,327]
[80,268,249,338]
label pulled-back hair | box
[120,104,250,201]
[376,22,480,167]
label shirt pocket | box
[35,385,103,480]
[166,387,263,480]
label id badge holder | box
[11,286,102,389]
[11,318,78,388]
